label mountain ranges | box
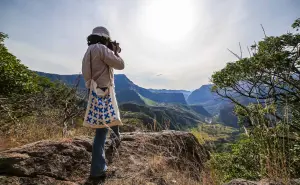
[36,72,239,128]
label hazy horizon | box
[0,0,299,90]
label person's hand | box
[112,42,121,55]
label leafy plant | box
[208,135,261,182]
[208,18,300,183]
[0,33,86,137]
[211,18,300,132]
[0,33,42,96]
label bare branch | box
[215,88,251,117]
[239,42,243,58]
[247,46,252,57]
[260,24,267,38]
[227,48,242,60]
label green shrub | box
[209,135,261,182]
[0,33,43,96]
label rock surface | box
[0,131,209,185]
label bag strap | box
[89,49,92,81]
[108,67,114,87]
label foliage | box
[197,124,238,138]
[209,135,261,182]
[0,33,86,137]
[191,123,239,153]
[0,33,43,96]
[211,18,300,131]
[209,18,300,183]
[292,18,300,31]
[120,102,209,130]
[209,123,300,183]
[190,128,210,144]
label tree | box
[211,19,300,132]
[210,18,300,181]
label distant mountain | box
[36,71,86,88]
[187,83,258,128]
[116,89,145,105]
[218,105,239,128]
[36,72,187,105]
[186,84,237,127]
[189,105,212,117]
[187,84,229,115]
[115,74,187,104]
[36,71,215,126]
[148,89,191,100]
[187,84,218,104]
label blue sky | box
[0,0,299,90]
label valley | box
[36,71,239,130]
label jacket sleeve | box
[99,44,125,70]
[82,49,91,88]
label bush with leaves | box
[209,134,261,182]
[210,122,300,183]
[0,33,43,96]
[209,18,300,182]
[211,18,300,132]
[0,32,52,124]
[0,33,86,137]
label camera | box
[87,35,122,53]
[107,41,121,53]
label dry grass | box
[0,116,94,150]
[104,155,202,185]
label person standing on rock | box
[82,26,124,178]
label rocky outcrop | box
[225,179,300,185]
[0,131,209,185]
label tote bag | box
[83,51,122,128]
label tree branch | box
[227,48,242,60]
[261,24,267,38]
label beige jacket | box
[82,44,125,88]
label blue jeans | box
[90,126,120,176]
